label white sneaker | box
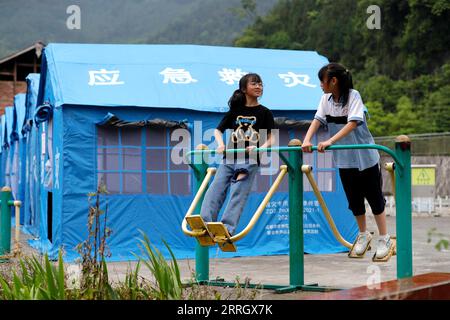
[354,231,372,255]
[376,234,392,259]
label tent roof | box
[25,73,40,118]
[14,93,26,138]
[4,106,14,144]
[0,115,4,150]
[40,43,328,112]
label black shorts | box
[339,164,386,216]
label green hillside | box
[0,0,277,57]
[235,0,450,135]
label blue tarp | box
[23,74,40,134]
[4,106,15,145]
[13,95,27,218]
[39,43,327,112]
[14,94,26,139]
[0,116,3,151]
[4,107,15,190]
[0,115,4,187]
[22,74,41,235]
[27,43,357,261]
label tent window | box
[316,128,335,192]
[123,148,141,171]
[145,126,191,195]
[146,127,166,147]
[100,172,121,193]
[96,125,191,195]
[146,149,166,171]
[97,148,120,171]
[146,173,168,194]
[123,173,142,194]
[252,127,336,193]
[97,126,119,146]
[122,127,141,146]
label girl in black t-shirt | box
[200,73,275,236]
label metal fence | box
[374,132,450,156]
[375,133,450,215]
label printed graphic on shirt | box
[231,116,260,144]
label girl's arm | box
[302,119,321,153]
[317,120,358,152]
[214,129,226,153]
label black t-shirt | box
[216,104,275,164]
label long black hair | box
[228,73,263,110]
[318,63,353,107]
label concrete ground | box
[108,214,450,299]
[5,214,450,300]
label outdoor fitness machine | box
[0,186,22,260]
[182,136,412,293]
[302,164,397,262]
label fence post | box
[193,144,210,282]
[0,186,12,255]
[394,135,413,279]
[287,139,304,287]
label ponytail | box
[318,63,353,107]
[228,89,246,110]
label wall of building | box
[0,80,27,114]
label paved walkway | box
[106,215,450,299]
[6,215,450,299]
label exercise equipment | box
[182,156,288,252]
[0,186,22,260]
[182,135,413,293]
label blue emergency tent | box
[13,94,27,223]
[4,106,15,191]
[29,43,358,261]
[0,114,5,187]
[21,74,41,235]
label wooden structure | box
[0,41,44,114]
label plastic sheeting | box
[25,43,358,262]
[26,105,357,262]
[0,115,5,187]
[98,112,188,129]
[39,43,328,112]
[14,94,27,139]
[13,95,27,221]
[34,102,53,124]
[22,74,41,235]
[4,107,14,189]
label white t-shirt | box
[314,89,379,171]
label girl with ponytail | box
[198,73,275,238]
[303,63,393,260]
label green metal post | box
[394,135,413,278]
[0,187,12,255]
[287,139,304,288]
[192,145,210,282]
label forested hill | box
[1,0,448,135]
[235,0,450,136]
[0,0,277,57]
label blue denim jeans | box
[200,161,258,235]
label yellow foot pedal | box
[207,222,236,252]
[372,236,397,262]
[186,216,215,246]
[348,233,373,259]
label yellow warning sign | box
[412,167,435,186]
